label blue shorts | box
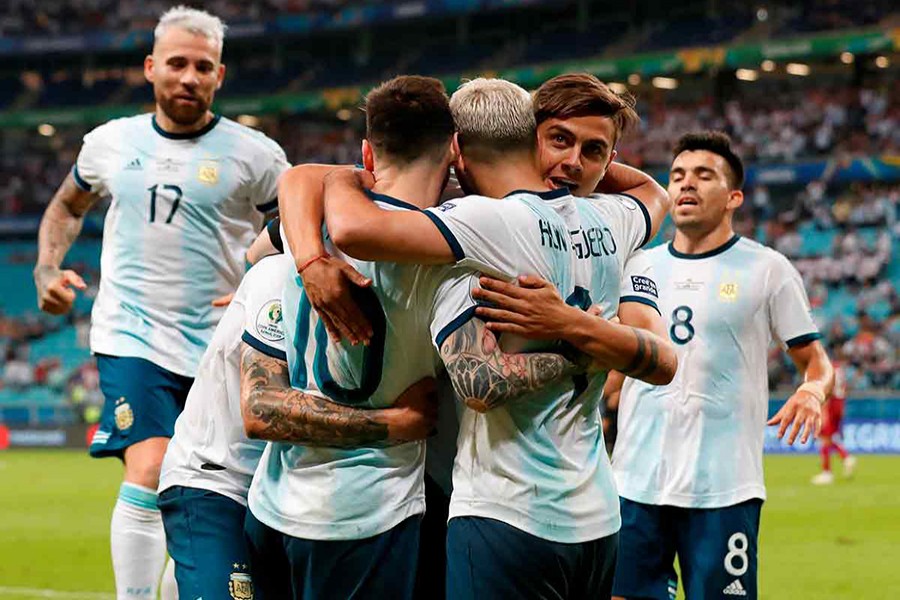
[612,497,763,600]
[89,354,192,458]
[244,509,421,600]
[447,516,618,600]
[158,486,255,600]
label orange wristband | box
[297,253,329,274]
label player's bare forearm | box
[323,169,453,264]
[36,174,96,273]
[788,340,835,397]
[593,162,670,239]
[278,164,347,265]
[239,344,397,447]
[440,319,583,413]
[563,310,676,385]
[601,370,625,411]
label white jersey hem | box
[448,498,621,544]
[618,484,767,509]
[249,496,425,541]
[90,340,196,378]
[158,470,251,507]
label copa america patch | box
[256,300,284,342]
[631,275,658,297]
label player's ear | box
[451,133,465,173]
[727,189,744,211]
[144,55,155,83]
[216,63,226,90]
[361,140,375,172]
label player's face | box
[538,115,617,197]
[668,150,741,232]
[145,28,224,126]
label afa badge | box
[229,565,254,600]
[114,397,134,431]
[719,282,738,302]
[198,160,219,185]
[255,300,284,342]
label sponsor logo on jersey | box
[229,565,254,600]
[114,397,134,431]
[631,275,658,297]
[124,157,143,171]
[198,160,219,185]
[436,201,456,212]
[719,282,739,302]
[256,300,284,342]
[723,579,747,596]
[674,278,704,291]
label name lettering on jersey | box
[539,219,569,252]
[631,275,658,297]
[674,278,704,291]
[719,282,739,302]
[198,159,219,185]
[569,226,617,259]
[256,300,285,342]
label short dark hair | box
[533,73,640,145]
[672,131,745,189]
[365,76,455,165]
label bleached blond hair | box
[154,6,227,50]
[449,78,536,160]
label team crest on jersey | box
[719,282,739,302]
[256,300,284,342]
[228,565,253,600]
[114,397,133,431]
[198,160,219,185]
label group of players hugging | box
[34,7,835,600]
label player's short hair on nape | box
[533,73,639,145]
[450,78,536,163]
[673,130,745,190]
[154,5,227,50]
[364,75,456,167]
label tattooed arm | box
[439,318,585,413]
[34,173,101,315]
[240,344,437,447]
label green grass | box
[0,451,898,599]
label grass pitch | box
[0,450,897,599]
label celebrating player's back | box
[33,7,288,598]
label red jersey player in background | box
[812,350,857,485]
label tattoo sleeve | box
[36,173,99,270]
[239,344,397,447]
[440,318,581,413]
[618,327,666,382]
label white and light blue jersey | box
[159,254,292,506]
[612,236,821,509]
[74,114,290,377]
[424,189,651,543]
[248,192,469,541]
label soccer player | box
[157,251,439,600]
[313,78,675,599]
[242,76,596,599]
[33,7,289,598]
[812,353,855,484]
[605,132,834,600]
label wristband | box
[797,381,826,404]
[297,253,329,274]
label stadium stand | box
[0,0,896,426]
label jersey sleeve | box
[73,124,113,196]
[586,193,652,255]
[428,267,480,353]
[248,139,290,213]
[241,265,288,361]
[423,195,530,278]
[766,253,821,349]
[620,250,660,315]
